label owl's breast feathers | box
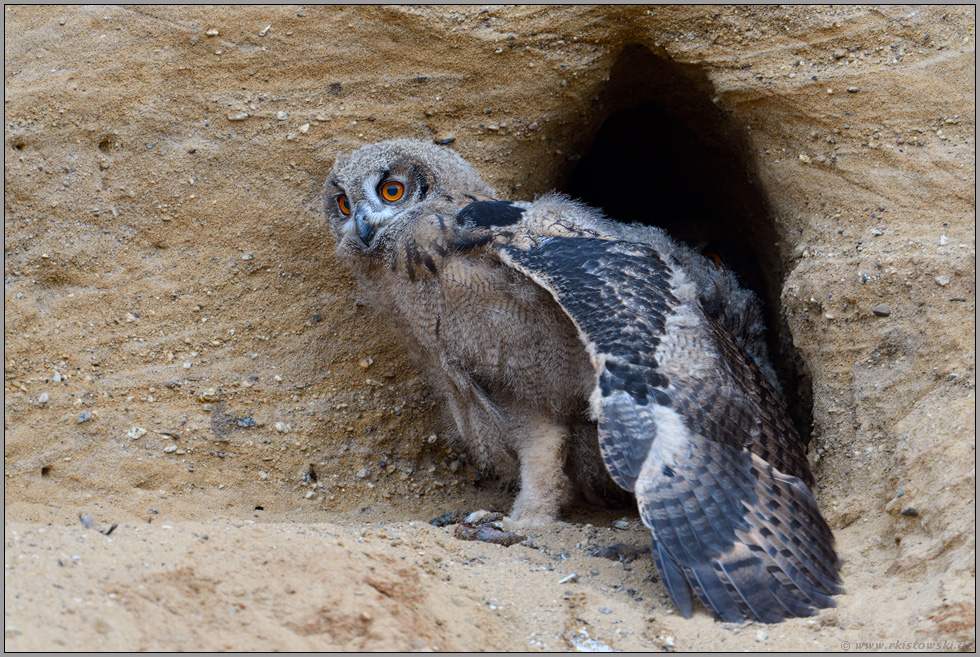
[417,198,841,623]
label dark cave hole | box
[560,44,812,440]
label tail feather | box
[653,538,694,618]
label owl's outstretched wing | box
[460,202,841,623]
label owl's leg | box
[504,417,571,528]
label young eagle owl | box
[323,139,841,624]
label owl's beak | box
[353,205,375,246]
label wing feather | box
[488,229,841,623]
[654,539,695,618]
[698,452,836,607]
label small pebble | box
[163,444,178,453]
[872,305,891,317]
[935,276,950,286]
[557,573,579,584]
[227,112,249,121]
[299,123,310,134]
[613,520,631,529]
[52,372,62,383]
[359,357,373,369]
[900,506,919,517]
[847,86,861,93]
[277,111,288,120]
[205,28,219,36]
[600,607,612,614]
[77,410,93,423]
[435,136,456,145]
[199,388,221,402]
[356,469,369,478]
[258,24,271,37]
[275,422,290,433]
[756,630,768,641]
[870,227,884,236]
[38,392,49,405]
[126,427,147,440]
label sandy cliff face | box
[4,6,974,651]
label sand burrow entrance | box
[559,44,813,438]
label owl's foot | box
[505,493,561,528]
[500,512,556,532]
[506,417,572,529]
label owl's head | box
[324,140,494,255]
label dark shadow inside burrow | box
[559,44,813,440]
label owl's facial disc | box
[345,200,402,250]
[339,172,418,250]
[328,150,437,254]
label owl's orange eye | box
[338,195,351,216]
[379,180,405,202]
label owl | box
[323,139,841,623]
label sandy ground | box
[4,5,976,652]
